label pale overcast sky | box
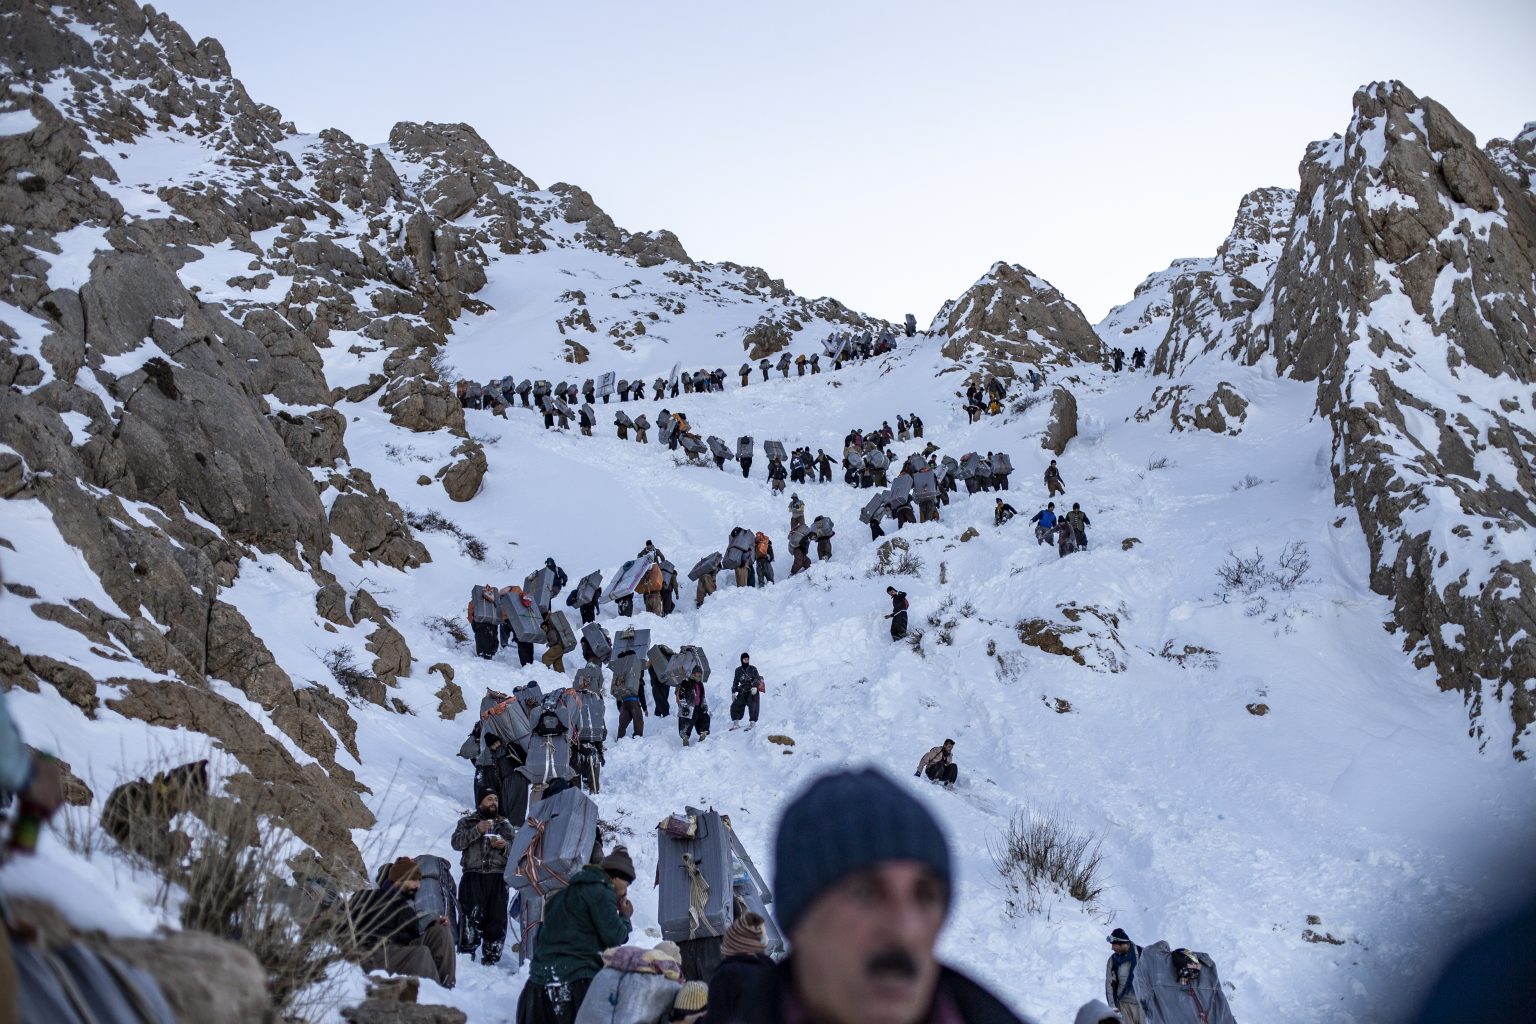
[155,0,1535,323]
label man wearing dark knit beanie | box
[727,767,1028,1024]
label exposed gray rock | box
[1041,388,1079,455]
[1242,82,1536,754]
[1133,382,1249,436]
[932,262,1101,377]
[438,439,487,503]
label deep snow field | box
[5,294,1535,1023]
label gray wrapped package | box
[516,379,533,396]
[657,807,733,942]
[846,450,865,472]
[913,469,938,500]
[764,440,787,461]
[597,371,616,396]
[859,493,888,524]
[505,786,600,895]
[688,552,723,581]
[992,452,1013,476]
[613,626,652,660]
[614,409,633,428]
[737,436,754,460]
[524,567,556,615]
[789,523,812,549]
[905,453,927,474]
[960,452,981,478]
[680,434,706,455]
[723,527,754,570]
[671,645,710,683]
[548,610,578,651]
[573,571,604,606]
[518,701,575,785]
[481,688,535,752]
[575,967,680,1024]
[890,474,913,503]
[649,644,677,687]
[581,622,612,662]
[499,589,543,644]
[812,515,835,539]
[865,449,889,470]
[634,414,651,431]
[602,556,655,603]
[561,687,607,745]
[708,436,733,461]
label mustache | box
[864,947,919,981]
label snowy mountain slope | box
[1092,85,1536,756]
[2,3,1534,1023]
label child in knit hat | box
[670,980,708,1022]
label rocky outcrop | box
[1041,388,1079,455]
[931,262,1102,377]
[439,439,487,502]
[1486,123,1535,197]
[1133,382,1249,436]
[1241,82,1536,754]
[1095,189,1295,377]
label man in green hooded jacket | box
[517,846,635,1024]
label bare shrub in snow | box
[1232,474,1265,490]
[1214,542,1315,601]
[1146,454,1174,472]
[1274,540,1313,591]
[868,537,923,578]
[424,615,469,646]
[993,807,1106,917]
[404,509,487,561]
[322,646,379,703]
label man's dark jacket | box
[722,957,1030,1023]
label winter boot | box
[481,940,503,966]
[730,722,741,731]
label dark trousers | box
[731,690,760,723]
[473,621,498,659]
[618,699,644,737]
[459,871,509,962]
[870,520,885,541]
[925,762,958,785]
[1047,478,1066,497]
[651,676,671,716]
[755,557,773,586]
[517,975,592,1024]
[891,611,907,640]
[579,602,596,624]
[517,640,534,666]
[741,460,752,478]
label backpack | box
[754,533,770,557]
[637,563,664,595]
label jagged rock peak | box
[1253,79,1536,754]
[1486,121,1536,198]
[1096,187,1295,377]
[931,261,1102,376]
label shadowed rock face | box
[1252,82,1536,754]
[931,262,1103,378]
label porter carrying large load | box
[505,787,601,959]
[498,588,543,644]
[524,567,557,615]
[597,371,616,398]
[634,414,650,433]
[913,469,938,501]
[905,453,928,475]
[613,626,652,662]
[372,854,463,948]
[812,515,835,540]
[736,436,754,461]
[568,571,604,609]
[648,644,676,687]
[657,808,733,944]
[516,379,533,402]
[890,474,914,504]
[865,449,889,471]
[846,449,865,473]
[723,527,754,570]
[960,452,982,479]
[788,523,812,551]
[581,622,612,663]
[992,452,1014,477]
[481,687,538,753]
[688,552,723,581]
[859,492,889,524]
[614,409,633,429]
[679,433,707,457]
[763,440,787,462]
[708,437,733,462]
[1131,941,1239,1024]
[547,610,578,652]
[518,700,575,786]
[602,555,656,604]
[469,584,499,625]
[668,645,710,685]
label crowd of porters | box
[453,321,916,423]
